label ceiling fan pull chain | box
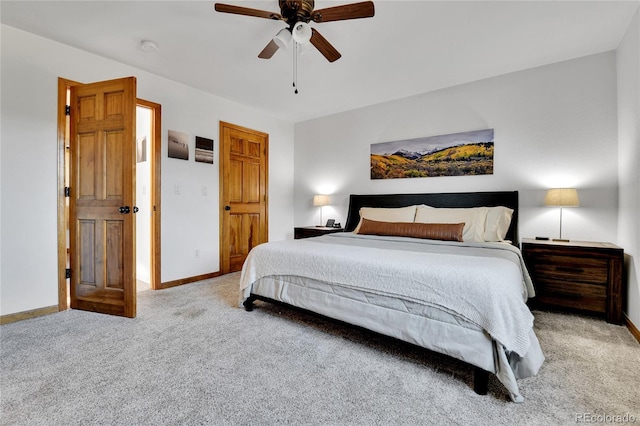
[293,42,299,94]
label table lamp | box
[313,194,329,227]
[544,188,579,242]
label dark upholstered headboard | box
[344,191,519,244]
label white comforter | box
[241,232,535,357]
[240,233,544,401]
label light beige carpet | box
[1,273,638,425]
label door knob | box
[119,206,131,214]
[133,206,139,213]
[224,205,231,211]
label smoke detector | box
[140,40,158,52]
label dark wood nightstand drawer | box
[521,238,624,324]
[531,255,608,285]
[534,278,606,313]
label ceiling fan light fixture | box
[273,28,292,49]
[291,21,312,44]
[296,40,313,55]
[215,0,375,63]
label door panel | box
[79,220,96,284]
[106,220,124,289]
[228,214,261,272]
[230,159,243,202]
[69,77,137,317]
[105,130,124,199]
[247,163,260,202]
[220,122,268,273]
[78,134,97,198]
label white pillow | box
[354,205,417,233]
[414,206,489,242]
[484,206,514,242]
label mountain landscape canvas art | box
[370,129,494,179]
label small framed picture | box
[136,136,147,163]
[195,136,214,164]
[168,130,189,160]
[325,219,335,228]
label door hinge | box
[64,187,70,197]
[65,268,71,279]
[65,105,71,116]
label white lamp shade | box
[291,22,312,44]
[544,188,579,207]
[273,28,291,49]
[313,194,329,206]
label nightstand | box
[521,238,624,324]
[294,226,344,239]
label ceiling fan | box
[214,0,375,63]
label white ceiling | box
[2,1,637,122]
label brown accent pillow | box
[356,219,465,242]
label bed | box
[239,191,544,402]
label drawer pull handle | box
[554,266,584,274]
[552,292,582,299]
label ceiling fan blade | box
[310,28,341,62]
[311,1,374,23]
[258,39,280,59]
[214,3,282,20]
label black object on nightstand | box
[294,226,344,239]
[521,238,624,325]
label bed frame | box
[244,190,520,397]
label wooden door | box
[69,77,137,317]
[220,122,269,273]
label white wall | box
[294,52,620,248]
[617,9,640,328]
[0,25,295,316]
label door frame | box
[56,77,162,311]
[136,99,162,290]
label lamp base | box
[552,238,570,242]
